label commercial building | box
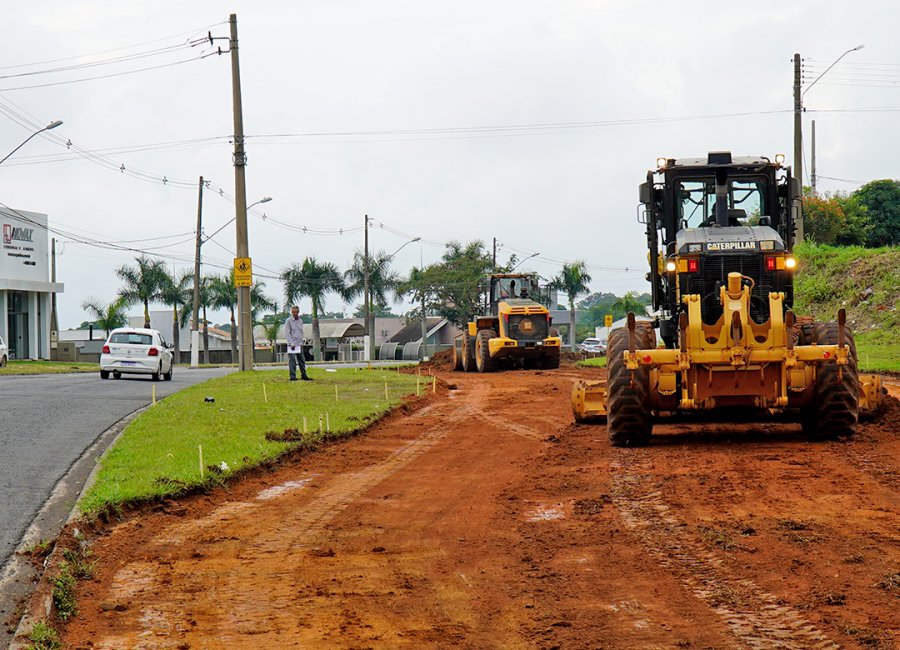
[0,207,63,359]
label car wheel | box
[152,364,161,382]
[113,371,121,379]
[164,364,173,381]
[0,355,6,367]
[100,370,110,380]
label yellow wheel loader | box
[572,152,884,445]
[452,273,562,372]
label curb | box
[3,406,148,649]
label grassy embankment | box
[794,242,900,372]
[79,367,430,514]
[0,360,97,375]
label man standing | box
[285,305,311,381]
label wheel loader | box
[452,273,562,372]
[572,151,884,445]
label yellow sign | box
[604,314,613,328]
[234,257,252,287]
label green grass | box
[28,620,61,650]
[79,368,429,514]
[856,335,900,373]
[0,360,97,375]
[575,356,607,368]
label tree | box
[116,256,168,328]
[281,257,345,361]
[613,291,646,316]
[344,249,402,313]
[853,179,900,247]
[551,261,592,347]
[803,195,846,245]
[398,241,493,328]
[158,269,194,362]
[81,297,128,338]
[209,271,276,364]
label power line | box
[0,57,207,93]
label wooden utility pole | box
[229,13,254,371]
[793,52,804,241]
[50,238,58,361]
[363,214,372,361]
[811,120,817,197]
[191,176,203,367]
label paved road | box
[0,367,233,567]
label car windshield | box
[109,333,153,345]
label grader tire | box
[802,322,859,440]
[607,324,655,447]
[451,339,464,371]
[475,329,499,373]
[461,332,477,372]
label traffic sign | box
[234,257,252,287]
[604,314,613,328]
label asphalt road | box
[0,367,233,568]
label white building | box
[0,207,63,359]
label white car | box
[578,338,607,355]
[100,328,174,381]
[0,336,7,367]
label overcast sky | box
[1,1,896,328]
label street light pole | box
[510,252,540,272]
[0,120,63,166]
[793,44,864,241]
[363,234,419,361]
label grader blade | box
[859,374,886,419]
[572,379,607,423]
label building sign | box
[0,208,49,282]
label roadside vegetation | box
[794,242,900,372]
[79,368,430,514]
[575,356,607,368]
[0,361,96,375]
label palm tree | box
[551,261,593,348]
[343,249,402,313]
[209,271,277,364]
[198,275,213,364]
[81,297,129,338]
[158,269,194,363]
[613,291,646,318]
[116,255,168,328]
[281,257,345,361]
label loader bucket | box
[572,379,608,423]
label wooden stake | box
[432,376,437,394]
[334,384,339,402]
[199,444,204,479]
[416,376,421,396]
[303,416,307,434]
[318,414,323,433]
[385,382,389,400]
[263,383,268,404]
[152,384,157,405]
[325,412,330,432]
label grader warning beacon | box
[572,152,883,445]
[453,273,562,372]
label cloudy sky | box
[1,1,896,328]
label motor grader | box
[572,151,883,445]
[452,273,562,372]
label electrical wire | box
[0,57,207,93]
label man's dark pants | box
[288,352,307,380]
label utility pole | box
[492,237,497,269]
[811,120,817,197]
[50,238,58,361]
[421,291,427,361]
[191,176,203,367]
[363,215,372,361]
[229,13,254,371]
[793,52,804,241]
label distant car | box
[578,338,607,355]
[0,336,7,366]
[100,328,174,381]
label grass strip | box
[79,367,429,514]
[855,338,900,374]
[1,361,97,375]
[575,356,607,368]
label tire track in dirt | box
[97,398,472,648]
[610,451,840,650]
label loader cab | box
[641,152,802,347]
[488,274,541,314]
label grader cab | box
[453,273,562,372]
[573,152,883,445]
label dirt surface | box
[56,368,899,649]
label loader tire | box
[540,353,560,370]
[802,322,859,440]
[461,332,477,372]
[475,329,499,373]
[607,324,655,447]
[452,339,464,371]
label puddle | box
[256,478,314,501]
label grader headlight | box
[665,260,677,273]
[785,256,797,270]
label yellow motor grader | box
[572,152,883,445]
[452,273,562,372]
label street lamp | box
[793,45,863,240]
[204,196,272,242]
[366,236,420,360]
[0,120,63,166]
[510,252,540,272]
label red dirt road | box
[60,368,899,649]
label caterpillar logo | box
[706,241,757,252]
[3,224,34,245]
